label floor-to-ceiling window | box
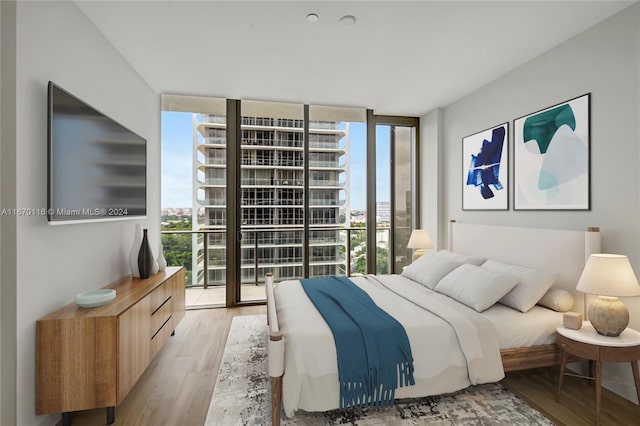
[368,115,419,275]
[161,96,230,307]
[238,100,305,302]
[161,95,418,308]
[390,124,418,273]
[309,106,367,278]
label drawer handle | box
[151,315,172,340]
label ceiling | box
[75,1,635,116]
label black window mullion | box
[303,105,310,278]
[226,99,241,307]
[389,126,396,274]
[366,109,376,274]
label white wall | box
[420,108,443,254]
[11,1,160,424]
[427,3,640,403]
[0,2,3,419]
[1,2,17,424]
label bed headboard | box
[448,221,601,314]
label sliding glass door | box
[309,106,367,278]
[238,100,305,302]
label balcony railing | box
[308,160,346,168]
[202,137,226,145]
[308,180,345,187]
[198,114,226,124]
[309,199,345,206]
[160,226,399,289]
[308,142,345,150]
[197,178,226,186]
[241,158,304,168]
[241,178,303,186]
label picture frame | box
[514,93,590,210]
[462,122,509,210]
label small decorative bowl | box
[75,289,116,308]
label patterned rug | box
[205,314,553,425]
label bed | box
[265,221,601,425]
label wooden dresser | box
[35,267,185,424]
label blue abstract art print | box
[514,94,590,210]
[462,123,509,210]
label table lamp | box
[407,229,433,262]
[576,254,640,336]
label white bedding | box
[483,303,562,349]
[274,274,506,416]
[370,275,564,349]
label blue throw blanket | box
[300,276,415,408]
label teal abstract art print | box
[514,94,590,210]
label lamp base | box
[412,249,425,262]
[588,296,629,337]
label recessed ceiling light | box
[339,15,356,26]
[306,13,319,23]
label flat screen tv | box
[47,82,147,224]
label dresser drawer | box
[150,295,172,339]
[150,310,173,358]
[150,282,171,312]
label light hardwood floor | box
[67,307,640,426]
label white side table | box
[556,321,640,425]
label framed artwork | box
[514,93,590,210]
[462,122,509,210]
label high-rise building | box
[192,112,349,286]
[376,201,390,224]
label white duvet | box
[273,274,505,416]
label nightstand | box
[556,321,640,425]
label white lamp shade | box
[407,229,433,249]
[577,254,640,297]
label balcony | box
[308,142,345,150]
[200,137,226,146]
[308,180,345,187]
[198,114,227,124]
[241,178,303,187]
[160,226,398,308]
[197,178,226,186]
[241,158,304,168]
[309,199,345,206]
[308,160,346,169]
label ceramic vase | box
[138,229,154,279]
[151,252,159,275]
[157,243,167,272]
[129,224,142,278]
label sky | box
[161,111,193,208]
[160,111,390,210]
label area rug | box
[205,314,553,425]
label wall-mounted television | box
[47,82,147,224]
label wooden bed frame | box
[266,221,601,425]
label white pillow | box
[537,288,574,312]
[401,254,465,289]
[436,249,486,266]
[434,264,520,312]
[482,260,557,313]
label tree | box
[376,247,389,274]
[351,245,390,275]
[161,217,194,284]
